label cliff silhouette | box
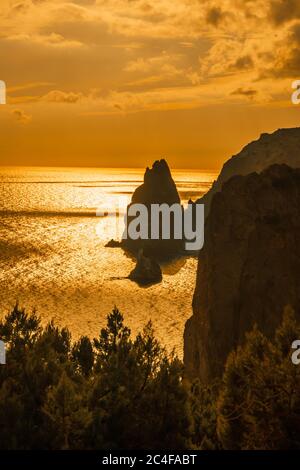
[198,128,300,216]
[185,163,300,382]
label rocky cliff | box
[199,128,300,215]
[132,159,180,206]
[122,159,184,260]
[184,164,300,382]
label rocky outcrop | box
[128,249,162,286]
[105,239,121,248]
[198,128,300,215]
[122,159,184,260]
[184,164,300,383]
[132,159,180,206]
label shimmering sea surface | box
[0,167,216,356]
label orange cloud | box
[11,108,32,124]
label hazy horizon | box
[0,162,220,171]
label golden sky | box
[1,0,300,169]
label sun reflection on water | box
[0,166,216,356]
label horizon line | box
[0,164,220,173]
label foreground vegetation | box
[0,305,300,449]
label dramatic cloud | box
[1,0,300,167]
[269,0,300,26]
[231,87,257,98]
[206,6,226,26]
[11,108,32,124]
[43,90,83,103]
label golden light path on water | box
[0,167,216,357]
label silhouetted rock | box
[105,239,121,248]
[128,249,162,285]
[122,159,185,260]
[132,159,180,205]
[198,128,300,215]
[184,164,300,383]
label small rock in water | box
[129,249,162,286]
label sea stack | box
[122,159,184,260]
[184,164,300,383]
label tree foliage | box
[217,307,300,449]
[1,304,300,450]
[0,305,190,449]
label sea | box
[0,166,216,356]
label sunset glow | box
[1,0,300,169]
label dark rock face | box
[128,249,162,286]
[105,239,121,248]
[184,164,300,383]
[198,128,300,215]
[122,159,184,260]
[132,159,180,206]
